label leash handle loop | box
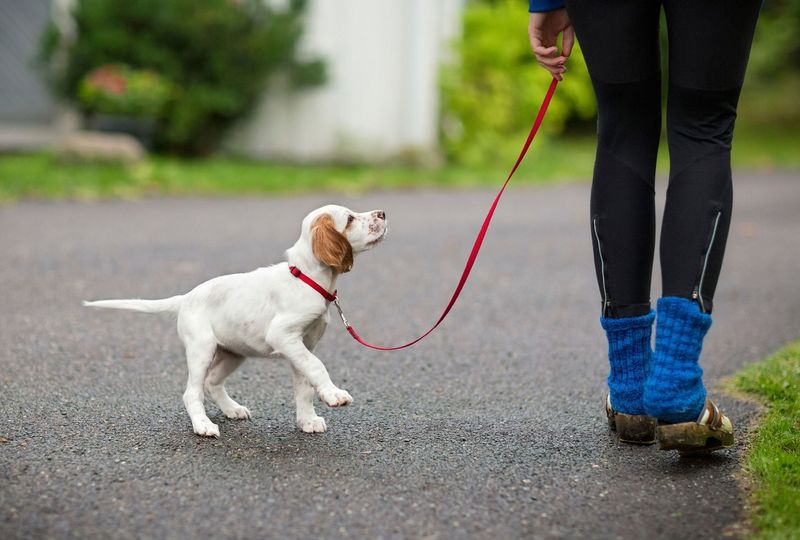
[342,78,559,351]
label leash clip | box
[333,298,349,328]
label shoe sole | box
[609,412,657,445]
[656,422,734,455]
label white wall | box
[226,0,464,162]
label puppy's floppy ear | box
[311,214,354,273]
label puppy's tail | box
[82,295,184,314]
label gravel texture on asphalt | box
[1,172,799,539]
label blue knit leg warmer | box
[643,297,711,423]
[601,310,655,415]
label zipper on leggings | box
[592,217,612,317]
[692,209,723,313]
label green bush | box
[77,64,173,117]
[40,0,325,154]
[736,0,800,127]
[746,0,800,78]
[440,0,595,166]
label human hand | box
[528,9,574,81]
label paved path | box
[2,172,799,539]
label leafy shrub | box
[746,0,800,78]
[736,0,800,127]
[440,0,595,166]
[441,0,799,165]
[40,0,325,154]
[77,64,173,117]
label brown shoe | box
[656,399,734,455]
[606,396,657,445]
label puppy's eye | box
[347,215,355,225]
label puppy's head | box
[302,205,387,273]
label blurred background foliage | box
[1,0,796,201]
[440,0,595,166]
[36,0,800,162]
[441,0,800,166]
[737,0,800,128]
[77,65,174,118]
[39,0,326,155]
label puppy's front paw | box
[223,404,252,420]
[298,416,327,433]
[192,418,220,438]
[319,386,353,408]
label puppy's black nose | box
[375,211,386,220]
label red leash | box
[294,79,559,351]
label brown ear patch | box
[311,214,354,273]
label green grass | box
[730,341,800,539]
[0,136,596,202]
[0,127,797,202]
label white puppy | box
[84,205,387,438]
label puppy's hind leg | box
[292,366,326,433]
[182,337,220,438]
[205,348,251,420]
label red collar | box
[289,265,337,302]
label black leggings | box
[565,0,762,318]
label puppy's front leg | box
[267,327,352,409]
[292,366,327,433]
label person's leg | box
[565,0,661,426]
[644,0,761,434]
[659,0,762,312]
[566,0,662,321]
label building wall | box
[226,0,464,162]
[0,0,56,124]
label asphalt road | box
[2,172,799,539]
